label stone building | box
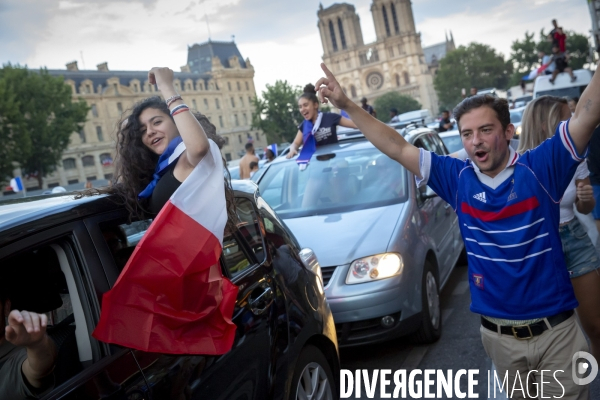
[422,32,456,76]
[317,0,439,114]
[5,40,265,195]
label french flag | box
[523,63,550,81]
[93,140,238,355]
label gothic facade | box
[317,1,439,114]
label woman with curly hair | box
[109,67,235,227]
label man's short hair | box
[249,161,258,169]
[390,108,398,114]
[361,97,368,103]
[568,96,579,104]
[441,110,449,114]
[245,142,254,150]
[453,95,511,132]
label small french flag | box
[523,63,550,81]
[10,177,23,192]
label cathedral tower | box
[318,3,364,57]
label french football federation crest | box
[473,274,484,289]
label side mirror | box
[420,185,438,199]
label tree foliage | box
[251,80,302,144]
[0,65,89,187]
[373,92,421,122]
[508,31,538,86]
[434,43,512,111]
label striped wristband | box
[165,95,182,107]
[170,104,189,116]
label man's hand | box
[576,182,594,203]
[5,310,48,348]
[286,147,298,159]
[315,63,352,110]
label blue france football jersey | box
[422,121,585,319]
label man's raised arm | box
[569,62,600,154]
[315,63,422,177]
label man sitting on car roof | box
[0,278,57,399]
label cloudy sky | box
[0,0,592,94]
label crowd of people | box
[2,20,600,398]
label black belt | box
[481,310,574,340]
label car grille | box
[320,266,337,286]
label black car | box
[0,181,339,400]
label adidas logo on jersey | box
[473,192,486,203]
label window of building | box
[245,82,249,91]
[395,74,401,87]
[192,99,197,110]
[117,102,123,113]
[85,84,91,94]
[113,83,119,94]
[79,130,86,143]
[239,96,244,107]
[225,153,232,161]
[382,5,391,37]
[234,114,239,126]
[388,47,394,58]
[96,126,104,142]
[243,114,248,125]
[198,81,204,90]
[338,18,347,49]
[87,176,96,181]
[231,97,235,108]
[227,82,232,91]
[104,173,113,180]
[216,99,220,109]
[329,20,338,52]
[204,99,209,110]
[238,134,242,144]
[187,82,193,91]
[133,84,138,93]
[248,96,253,105]
[219,115,224,128]
[63,158,76,170]
[404,71,410,85]
[391,3,399,34]
[236,81,241,91]
[82,155,95,167]
[256,132,260,140]
[350,85,357,98]
[91,104,98,118]
[224,136,230,145]
[68,179,79,185]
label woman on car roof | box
[286,84,357,165]
[102,67,236,227]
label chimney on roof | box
[97,62,109,72]
[180,64,191,72]
[66,61,79,71]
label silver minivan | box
[255,128,464,346]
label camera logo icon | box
[572,351,598,385]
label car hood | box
[283,203,406,267]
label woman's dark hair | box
[80,96,237,231]
[299,83,319,104]
[453,94,511,132]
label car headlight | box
[346,253,404,284]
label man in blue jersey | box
[315,62,600,399]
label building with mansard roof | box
[317,1,445,115]
[3,40,266,196]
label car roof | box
[438,130,459,138]
[0,181,258,247]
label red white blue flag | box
[93,140,238,355]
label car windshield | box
[510,109,524,123]
[440,133,463,153]
[536,86,586,99]
[258,146,408,219]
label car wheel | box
[410,260,441,344]
[289,345,336,400]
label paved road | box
[339,262,600,399]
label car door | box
[413,134,455,281]
[0,222,150,400]
[87,198,282,400]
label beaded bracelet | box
[171,106,190,117]
[170,104,189,116]
[165,94,182,107]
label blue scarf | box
[296,112,323,171]
[138,136,184,199]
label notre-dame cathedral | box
[318,1,453,115]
